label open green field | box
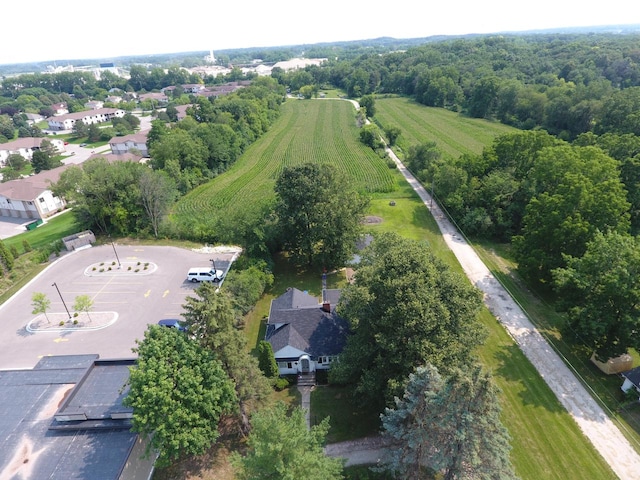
[375,96,516,159]
[173,99,396,223]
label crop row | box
[173,99,396,223]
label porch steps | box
[297,372,316,386]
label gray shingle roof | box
[266,288,349,358]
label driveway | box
[0,244,240,370]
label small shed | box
[62,230,96,251]
[621,366,640,397]
[591,353,633,375]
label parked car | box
[79,143,88,147]
[158,319,187,331]
[187,267,224,283]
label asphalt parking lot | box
[0,244,240,370]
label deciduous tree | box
[274,163,369,269]
[124,325,236,467]
[31,292,51,324]
[232,402,344,480]
[330,232,485,409]
[553,231,640,360]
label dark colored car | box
[158,319,187,332]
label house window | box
[6,199,11,204]
[39,198,45,203]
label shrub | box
[22,239,32,252]
[273,377,290,391]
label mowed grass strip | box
[173,99,396,222]
[375,96,516,158]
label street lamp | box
[52,282,72,319]
[109,235,121,268]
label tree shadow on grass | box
[493,343,564,413]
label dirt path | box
[384,145,640,479]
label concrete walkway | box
[385,144,640,480]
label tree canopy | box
[274,162,369,269]
[182,283,271,434]
[232,402,344,480]
[380,363,517,480]
[329,232,485,409]
[552,231,640,360]
[124,325,236,467]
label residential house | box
[621,366,640,399]
[109,132,149,157]
[175,104,191,121]
[0,355,156,480]
[138,92,168,106]
[84,100,104,110]
[182,83,206,94]
[0,137,65,167]
[51,102,69,116]
[0,165,70,219]
[265,288,349,382]
[106,95,122,104]
[24,112,45,125]
[47,108,125,131]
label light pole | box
[52,282,72,319]
[109,235,121,268]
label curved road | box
[383,142,640,479]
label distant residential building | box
[47,108,125,131]
[51,102,69,116]
[109,132,149,157]
[182,83,206,94]
[175,104,191,121]
[0,137,65,167]
[84,100,104,110]
[24,112,45,125]
[105,95,122,104]
[0,165,70,219]
[137,92,168,106]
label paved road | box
[384,144,640,479]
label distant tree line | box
[280,33,640,139]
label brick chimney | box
[322,301,331,313]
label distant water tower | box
[205,49,215,64]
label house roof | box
[49,108,124,122]
[622,366,640,388]
[0,137,50,150]
[0,165,72,201]
[0,355,154,480]
[266,288,349,358]
[269,287,320,313]
[109,132,148,145]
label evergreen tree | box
[380,363,518,480]
[182,283,271,434]
[257,340,279,378]
[0,239,14,271]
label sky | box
[3,0,639,65]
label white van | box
[187,267,224,283]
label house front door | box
[300,357,310,373]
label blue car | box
[158,319,187,332]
